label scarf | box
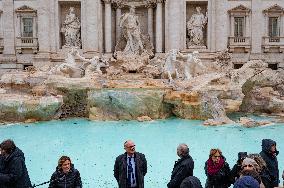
[207,157,225,176]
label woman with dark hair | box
[0,139,32,188]
[48,156,82,188]
[204,148,231,188]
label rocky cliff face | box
[0,58,283,124]
[88,89,172,120]
[240,68,284,114]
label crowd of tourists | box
[0,138,283,188]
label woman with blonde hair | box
[204,148,231,188]
[48,156,82,188]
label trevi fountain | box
[0,0,284,187]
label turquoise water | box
[0,118,283,188]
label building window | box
[234,17,244,37]
[269,17,280,37]
[22,18,33,37]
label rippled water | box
[0,118,283,188]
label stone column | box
[264,15,268,36]
[155,0,163,53]
[83,0,100,53]
[115,3,122,43]
[208,0,216,51]
[230,16,234,36]
[37,0,50,53]
[2,0,15,55]
[104,0,112,53]
[147,3,154,44]
[33,0,51,71]
[245,15,250,37]
[282,15,284,36]
[251,0,262,53]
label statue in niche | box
[120,6,144,55]
[187,6,208,47]
[115,6,153,57]
[61,7,81,48]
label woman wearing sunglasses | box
[204,148,231,188]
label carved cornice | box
[228,4,250,16]
[15,5,37,14]
[107,0,166,8]
[263,4,284,15]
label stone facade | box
[0,0,283,73]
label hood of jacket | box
[261,139,279,155]
[4,147,24,162]
[234,176,260,188]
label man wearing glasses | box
[114,140,147,188]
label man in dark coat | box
[0,139,32,188]
[180,176,202,188]
[259,139,279,187]
[114,140,147,188]
[167,143,194,188]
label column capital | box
[112,0,124,9]
[102,0,112,4]
[156,0,165,3]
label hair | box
[247,153,267,171]
[0,139,16,154]
[57,156,71,169]
[177,143,189,157]
[242,157,261,173]
[209,148,222,158]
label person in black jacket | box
[48,156,82,188]
[114,140,147,188]
[259,139,279,187]
[0,139,32,188]
[230,152,247,184]
[204,148,231,188]
[167,143,194,188]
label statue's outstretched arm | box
[76,53,91,63]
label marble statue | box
[76,53,109,76]
[184,51,205,79]
[49,48,83,78]
[61,7,81,48]
[120,6,144,55]
[115,6,153,58]
[162,49,181,83]
[187,7,208,47]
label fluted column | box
[38,0,50,53]
[245,15,250,37]
[147,3,155,44]
[155,0,163,53]
[104,0,112,53]
[115,3,122,43]
[3,0,15,55]
[230,16,234,36]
